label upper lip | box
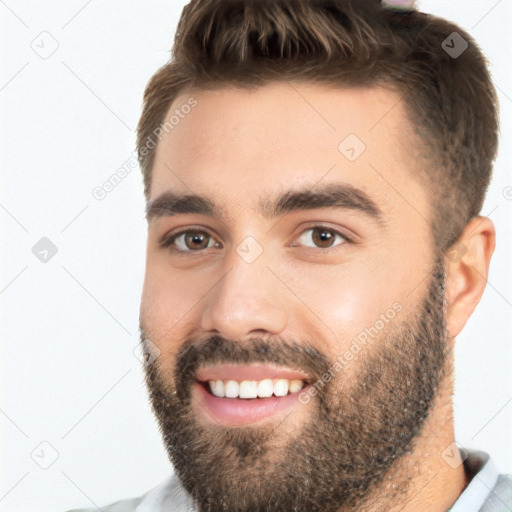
[195,364,311,383]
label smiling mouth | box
[192,364,313,426]
[194,363,312,399]
[198,377,307,399]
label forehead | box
[149,82,429,225]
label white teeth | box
[209,380,225,397]
[206,378,306,399]
[289,379,304,393]
[224,380,239,398]
[257,379,273,398]
[239,380,258,398]
[273,379,289,396]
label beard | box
[141,255,450,512]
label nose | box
[199,247,288,341]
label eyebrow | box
[145,183,384,225]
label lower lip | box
[192,381,310,426]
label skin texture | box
[139,82,495,511]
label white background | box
[0,1,511,511]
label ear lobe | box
[444,217,496,339]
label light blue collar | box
[448,449,498,512]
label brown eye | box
[183,231,210,250]
[312,228,336,248]
[295,226,348,249]
[161,230,219,252]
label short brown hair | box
[136,0,499,250]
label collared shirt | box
[449,449,511,512]
[65,449,511,512]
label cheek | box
[140,273,203,371]
[285,252,417,355]
[140,261,204,340]
[295,266,388,344]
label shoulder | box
[61,473,186,512]
[480,473,512,511]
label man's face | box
[139,83,449,511]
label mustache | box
[159,334,333,402]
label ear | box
[444,216,496,339]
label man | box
[67,0,511,510]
